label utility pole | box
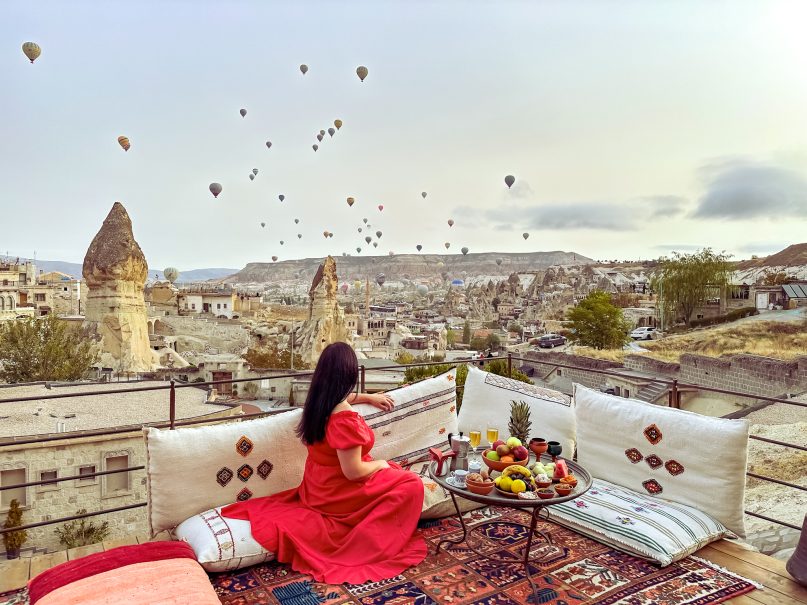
[659,277,664,332]
[290,317,295,370]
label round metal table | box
[428,455,592,602]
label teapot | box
[447,432,471,472]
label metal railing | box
[1,354,804,535]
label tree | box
[462,320,471,344]
[654,248,733,327]
[567,291,630,350]
[761,271,794,286]
[507,322,522,334]
[0,315,97,383]
[446,329,457,348]
[2,499,27,558]
[395,351,415,365]
[243,344,309,370]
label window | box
[1,468,27,508]
[191,303,196,310]
[63,287,68,292]
[78,465,96,483]
[556,369,562,376]
[35,293,46,302]
[217,303,221,309]
[223,303,227,309]
[40,470,58,487]
[624,390,630,398]
[104,454,130,495]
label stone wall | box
[623,355,681,377]
[521,352,622,394]
[679,354,807,398]
[157,315,250,356]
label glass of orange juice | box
[486,427,499,454]
[469,430,482,461]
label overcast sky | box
[3,0,807,270]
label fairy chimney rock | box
[299,256,352,364]
[82,202,157,372]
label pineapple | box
[508,400,532,444]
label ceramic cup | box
[450,469,468,488]
[467,459,482,475]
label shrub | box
[2,499,27,555]
[55,510,110,548]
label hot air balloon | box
[317,133,323,142]
[294,218,299,224]
[209,183,222,198]
[372,242,378,248]
[356,65,369,82]
[22,42,41,63]
[252,169,258,175]
[445,242,451,249]
[354,280,362,290]
[363,218,368,224]
[280,240,284,245]
[447,219,454,227]
[347,197,355,207]
[266,141,272,149]
[461,247,469,255]
[505,175,516,189]
[334,119,343,130]
[523,233,530,240]
[249,174,255,181]
[376,230,382,238]
[163,267,179,284]
[298,233,302,239]
[417,284,428,295]
[278,194,285,202]
[260,222,265,228]
[328,127,335,137]
[272,256,278,262]
[358,227,362,233]
[376,273,386,286]
[313,144,318,152]
[451,279,465,287]
[240,108,247,117]
[421,192,427,199]
[319,130,325,137]
[388,251,394,256]
[117,136,130,152]
[416,244,423,252]
[356,247,362,253]
[365,236,372,244]
[378,204,383,211]
[340,283,349,294]
[300,64,308,75]
[323,231,329,238]
[496,258,503,266]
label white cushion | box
[457,365,575,457]
[144,409,307,535]
[573,384,749,537]
[174,506,274,572]
[352,368,459,468]
[547,478,730,566]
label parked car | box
[630,326,658,340]
[538,333,567,348]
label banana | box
[502,465,532,479]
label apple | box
[486,451,500,461]
[496,444,511,457]
[492,440,506,451]
[512,445,529,461]
[506,437,522,449]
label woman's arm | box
[347,392,394,411]
[337,446,389,481]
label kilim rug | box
[210,506,759,605]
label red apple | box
[492,440,506,451]
[496,444,511,457]
[512,445,529,461]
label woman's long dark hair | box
[296,342,359,445]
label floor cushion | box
[458,365,575,457]
[28,542,219,605]
[144,408,307,535]
[546,478,730,566]
[573,384,749,537]
[173,506,274,572]
[352,368,458,467]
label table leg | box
[523,506,554,604]
[435,492,468,554]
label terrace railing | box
[1,355,804,536]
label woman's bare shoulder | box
[332,401,353,414]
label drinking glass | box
[486,427,499,454]
[469,430,482,462]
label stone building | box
[82,202,157,372]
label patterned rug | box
[210,507,758,605]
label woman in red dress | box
[222,342,427,584]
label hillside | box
[222,250,592,285]
[736,243,807,270]
[12,258,238,283]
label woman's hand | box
[367,393,394,411]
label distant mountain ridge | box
[733,243,807,283]
[223,251,592,285]
[10,258,237,283]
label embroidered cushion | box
[144,409,307,535]
[547,478,730,566]
[457,365,575,457]
[351,368,459,468]
[173,506,274,572]
[573,385,750,537]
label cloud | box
[487,202,636,231]
[643,195,687,218]
[735,242,787,254]
[692,159,807,220]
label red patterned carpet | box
[210,506,758,605]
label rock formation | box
[296,256,352,364]
[82,202,157,371]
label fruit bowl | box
[466,480,494,495]
[482,449,530,472]
[494,486,519,499]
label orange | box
[500,455,515,463]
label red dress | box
[221,410,427,584]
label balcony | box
[1,358,805,603]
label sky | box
[3,0,807,270]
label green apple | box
[506,437,522,449]
[486,451,500,461]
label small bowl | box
[560,476,578,488]
[554,484,573,496]
[537,489,555,500]
[466,481,494,495]
[482,449,530,472]
[535,478,552,489]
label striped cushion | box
[352,368,458,468]
[546,478,729,566]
